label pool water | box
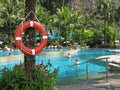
[0,48,118,82]
[0,50,22,56]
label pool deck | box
[95,48,120,63]
[0,49,79,61]
[95,54,120,62]
[0,54,24,61]
[57,82,120,90]
[95,54,120,64]
[57,75,120,90]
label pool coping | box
[0,49,79,61]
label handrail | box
[66,57,109,82]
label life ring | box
[14,20,48,55]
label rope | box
[19,10,40,53]
[20,22,23,50]
[20,10,40,24]
[31,10,41,23]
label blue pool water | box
[0,50,22,56]
[0,48,118,82]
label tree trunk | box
[24,0,36,73]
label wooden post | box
[106,58,108,83]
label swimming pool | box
[0,50,22,56]
[0,48,118,83]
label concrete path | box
[57,77,120,90]
[58,82,120,90]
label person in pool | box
[67,53,71,58]
[75,59,80,65]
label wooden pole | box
[106,58,108,83]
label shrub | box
[0,62,59,90]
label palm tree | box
[57,7,70,42]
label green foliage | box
[106,26,115,47]
[0,62,59,90]
[0,0,25,46]
[91,29,104,47]
[40,0,71,14]
[48,39,59,46]
[73,29,93,47]
[0,0,119,48]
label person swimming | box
[67,53,71,58]
[75,59,80,65]
[75,59,80,72]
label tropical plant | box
[56,7,71,46]
[106,26,115,46]
[39,0,71,14]
[0,62,59,90]
[91,29,104,47]
[0,0,25,46]
[92,0,117,46]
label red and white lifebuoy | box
[14,20,48,55]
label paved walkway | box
[57,75,120,90]
[57,82,120,90]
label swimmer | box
[75,59,80,72]
[67,53,71,58]
[75,59,80,65]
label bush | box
[0,62,59,90]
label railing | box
[66,57,109,83]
